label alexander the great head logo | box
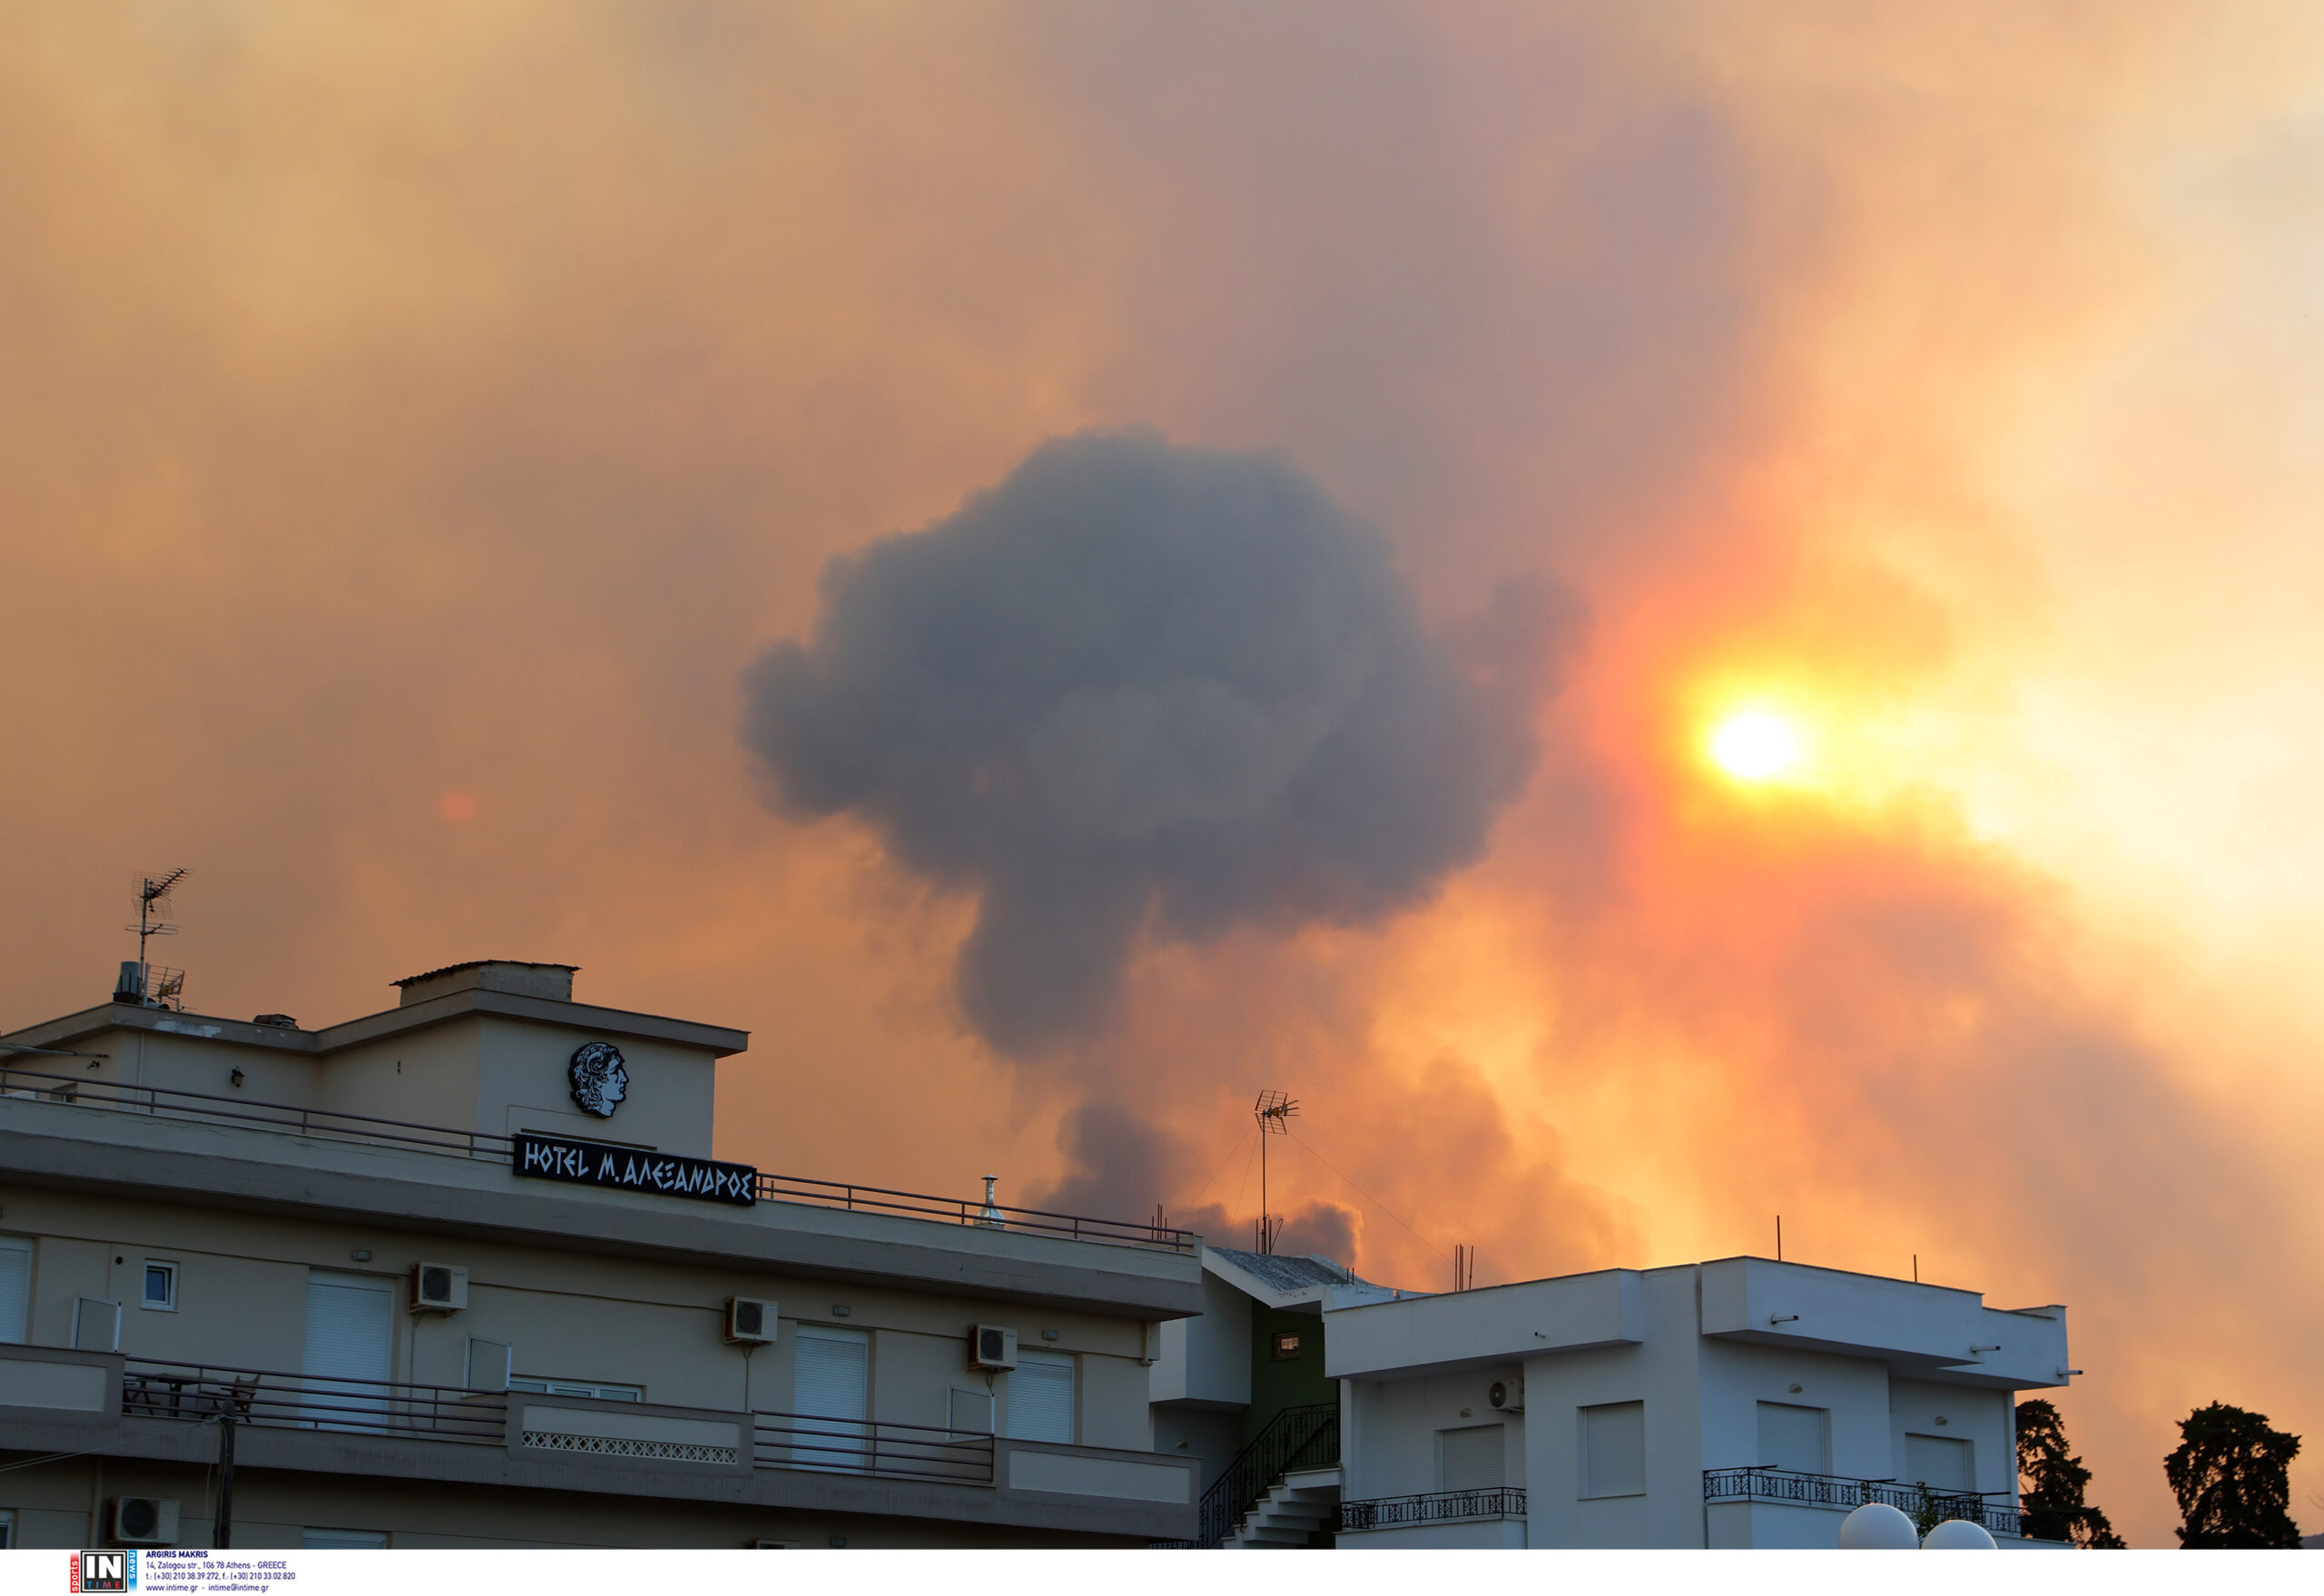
[567,1041,629,1118]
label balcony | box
[1337,1488,1528,1549]
[1339,1487,1528,1531]
[0,1060,1194,1256]
[0,1348,1192,1539]
[124,1359,998,1485]
[1702,1466,2032,1539]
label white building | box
[0,959,1202,1549]
[1326,1256,2073,1549]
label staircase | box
[1225,1466,1342,1548]
[1193,1402,1340,1548]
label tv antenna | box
[1254,1089,1297,1255]
[124,868,190,1010]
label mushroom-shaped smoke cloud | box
[742,431,1570,1053]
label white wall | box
[1330,1260,2065,1550]
[1340,1368,1525,1502]
[1147,1272,1250,1408]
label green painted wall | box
[1243,1305,1334,1444]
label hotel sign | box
[512,1131,757,1207]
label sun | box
[1709,708,1803,783]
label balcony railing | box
[752,1412,995,1485]
[1339,1488,1528,1532]
[123,1359,507,1444]
[1,1064,510,1159]
[1196,1402,1340,1547]
[1702,1466,2027,1538]
[123,1358,999,1488]
[0,1062,1195,1254]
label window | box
[793,1324,870,1472]
[0,1239,28,1345]
[1006,1349,1074,1444]
[1270,1330,1302,1361]
[301,1271,393,1428]
[1440,1424,1505,1491]
[1905,1433,1973,1491]
[1581,1401,1646,1498]
[72,1296,121,1353]
[948,1386,993,1438]
[507,1377,641,1402]
[300,1529,387,1550]
[1757,1402,1827,1474]
[142,1262,177,1312]
[0,1509,15,1548]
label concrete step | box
[1226,1466,1342,1549]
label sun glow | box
[1709,708,1803,783]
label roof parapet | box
[393,961,578,1007]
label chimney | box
[114,961,145,1004]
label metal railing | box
[0,1064,511,1159]
[1702,1467,2026,1538]
[1196,1402,1340,1547]
[750,1172,1196,1253]
[751,1413,995,1486]
[123,1359,508,1444]
[123,1359,999,1488]
[1339,1487,1528,1532]
[0,1063,1195,1255]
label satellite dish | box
[1921,1519,1999,1550]
[1837,1502,1917,1549]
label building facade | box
[1148,1246,1398,1545]
[0,961,1201,1549]
[1325,1257,2074,1550]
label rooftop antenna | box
[1254,1089,1296,1255]
[123,868,190,1010]
[1453,1244,1475,1292]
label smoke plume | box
[742,430,1565,1051]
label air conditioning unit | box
[411,1263,468,1313]
[726,1296,778,1345]
[111,1497,180,1546]
[969,1325,1018,1371]
[1488,1377,1524,1414]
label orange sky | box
[5,2,2322,1544]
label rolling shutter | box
[1757,1402,1827,1474]
[1582,1401,1646,1497]
[1905,1433,1973,1491]
[1006,1350,1074,1443]
[793,1325,869,1471]
[0,1242,30,1345]
[302,1272,393,1427]
[1440,1424,1505,1491]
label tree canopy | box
[2015,1399,2126,1548]
[2164,1402,2303,1549]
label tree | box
[2016,1399,2127,1547]
[2164,1402,2303,1549]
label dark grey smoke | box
[741,430,1567,1051]
[1028,1100,1361,1260]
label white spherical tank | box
[1921,1518,2000,1550]
[1837,1502,1919,1549]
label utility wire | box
[1182,1122,1256,1212]
[1285,1128,1434,1248]
[0,1423,206,1475]
[1228,1127,1261,1220]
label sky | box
[4,1,2322,1545]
